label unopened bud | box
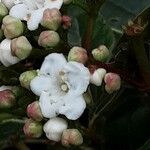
[83,91,92,105]
[0,2,8,22]
[23,119,43,138]
[63,0,72,4]
[62,15,71,29]
[27,101,43,121]
[11,36,32,60]
[61,129,83,147]
[90,68,106,86]
[104,73,121,94]
[0,89,15,108]
[41,8,62,31]
[92,45,110,62]
[68,46,88,64]
[19,70,37,89]
[38,30,60,48]
[2,15,24,39]
[44,117,68,142]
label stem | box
[128,36,150,88]
[82,15,94,50]
[88,89,124,129]
[82,0,106,50]
[15,142,30,150]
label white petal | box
[39,91,62,118]
[0,42,10,67]
[30,75,55,96]
[44,0,63,9]
[43,117,68,142]
[63,61,90,95]
[9,4,28,20]
[59,94,86,120]
[0,39,20,66]
[1,0,16,9]
[27,9,44,31]
[40,53,67,76]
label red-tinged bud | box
[61,129,83,147]
[27,101,43,121]
[104,73,121,94]
[68,46,88,64]
[38,30,60,48]
[62,15,71,29]
[0,89,15,108]
[11,36,32,60]
[41,8,62,31]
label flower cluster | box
[0,0,122,147]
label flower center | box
[59,71,69,93]
[61,83,68,92]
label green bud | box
[92,45,110,62]
[62,129,83,147]
[2,15,24,39]
[23,119,43,138]
[68,46,88,64]
[41,8,62,31]
[38,30,60,48]
[11,36,32,60]
[19,70,37,89]
[0,2,8,22]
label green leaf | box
[0,119,24,141]
[101,0,150,31]
[67,5,115,49]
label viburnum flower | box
[30,53,90,120]
[9,0,63,30]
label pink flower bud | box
[41,8,62,31]
[104,73,121,94]
[61,129,83,147]
[2,15,24,39]
[27,101,43,121]
[11,36,32,60]
[62,15,71,29]
[38,30,60,48]
[0,89,15,108]
[68,46,88,64]
[23,119,43,138]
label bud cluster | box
[0,0,73,67]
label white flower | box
[43,117,68,142]
[0,39,20,67]
[9,0,63,30]
[30,53,90,120]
